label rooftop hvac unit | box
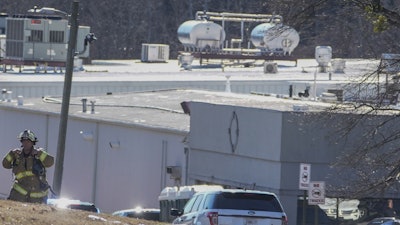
[264,62,278,73]
[4,16,92,64]
[141,43,169,62]
[331,59,345,73]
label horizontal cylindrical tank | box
[177,20,226,50]
[250,23,300,55]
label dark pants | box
[8,188,47,204]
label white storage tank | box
[177,20,226,51]
[250,23,299,55]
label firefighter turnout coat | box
[2,148,54,203]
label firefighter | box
[2,130,54,203]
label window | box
[191,194,204,212]
[28,30,43,42]
[50,30,64,43]
[203,194,216,209]
[213,193,283,212]
[183,196,198,214]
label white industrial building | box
[0,58,393,224]
[1,87,396,224]
[0,89,189,212]
[0,88,323,213]
[0,7,397,223]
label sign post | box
[308,181,325,225]
[308,181,325,205]
[299,163,311,225]
[299,163,311,190]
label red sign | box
[31,19,41,24]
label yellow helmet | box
[18,130,37,143]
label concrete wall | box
[0,107,186,213]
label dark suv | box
[171,189,288,225]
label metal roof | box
[0,88,333,135]
[0,58,382,133]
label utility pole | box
[53,0,79,196]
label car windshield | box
[211,192,283,212]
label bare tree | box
[320,58,400,203]
[350,0,400,30]
[311,1,400,202]
[1,0,400,59]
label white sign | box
[299,163,311,190]
[308,181,325,205]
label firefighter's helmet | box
[18,130,37,144]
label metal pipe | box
[90,100,96,114]
[208,16,275,23]
[241,21,244,43]
[195,11,283,23]
[81,98,87,113]
[17,96,23,106]
[197,11,277,19]
[6,91,12,102]
[1,89,7,101]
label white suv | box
[171,189,288,225]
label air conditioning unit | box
[320,92,337,103]
[141,43,169,62]
[264,62,278,73]
[331,59,346,73]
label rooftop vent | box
[315,46,332,73]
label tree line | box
[1,0,400,60]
